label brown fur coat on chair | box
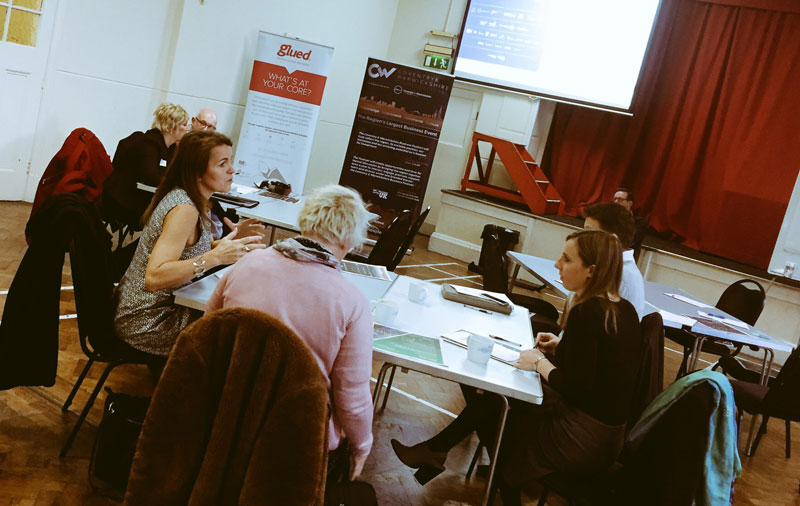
[123,308,330,506]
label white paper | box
[663,293,712,308]
[698,311,748,329]
[658,309,697,327]
[231,183,259,195]
[451,285,512,305]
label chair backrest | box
[764,346,800,418]
[124,308,330,506]
[627,312,665,429]
[366,210,413,269]
[480,233,509,294]
[715,279,765,326]
[51,194,119,357]
[388,206,430,271]
[618,381,716,506]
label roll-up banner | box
[339,58,454,232]
[234,31,333,194]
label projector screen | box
[453,0,662,113]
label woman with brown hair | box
[113,130,265,362]
[392,230,643,505]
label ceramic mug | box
[408,281,429,303]
[467,333,494,365]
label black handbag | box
[324,441,378,506]
[88,388,150,495]
[325,481,378,506]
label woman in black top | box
[392,230,642,505]
[101,103,189,277]
[102,103,190,230]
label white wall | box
[26,0,401,199]
[26,0,550,234]
[27,0,184,200]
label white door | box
[0,0,56,200]
[422,85,482,228]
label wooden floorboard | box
[2,201,800,504]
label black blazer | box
[101,128,174,229]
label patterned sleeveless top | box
[114,188,213,356]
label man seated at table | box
[583,202,645,319]
[190,108,218,132]
[613,187,648,260]
[206,184,374,482]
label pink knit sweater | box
[206,248,374,456]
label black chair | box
[728,345,800,459]
[60,222,156,457]
[347,210,412,270]
[667,279,766,379]
[481,232,560,333]
[388,206,430,271]
[533,381,718,506]
[627,312,664,430]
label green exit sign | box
[423,54,450,70]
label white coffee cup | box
[370,299,399,325]
[467,333,494,365]
[408,281,429,303]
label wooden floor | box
[1,200,800,505]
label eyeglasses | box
[194,117,216,131]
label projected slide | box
[454,0,661,112]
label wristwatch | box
[192,255,206,276]
[533,355,546,373]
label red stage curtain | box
[542,0,800,268]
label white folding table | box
[174,272,541,506]
[506,251,569,298]
[644,281,793,383]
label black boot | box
[391,439,447,485]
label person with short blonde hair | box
[151,102,190,137]
[207,184,375,482]
[297,184,371,252]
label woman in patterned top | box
[113,131,265,363]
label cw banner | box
[339,58,454,232]
[234,31,333,193]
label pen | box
[463,304,492,314]
[480,292,509,305]
[489,334,522,347]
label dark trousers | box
[424,385,560,506]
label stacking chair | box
[347,210,412,269]
[388,206,430,271]
[728,345,800,458]
[60,204,155,457]
[532,381,720,506]
[627,312,665,429]
[667,279,766,379]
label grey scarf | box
[272,236,339,269]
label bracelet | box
[192,255,206,276]
[533,356,546,373]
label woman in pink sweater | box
[206,184,374,480]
